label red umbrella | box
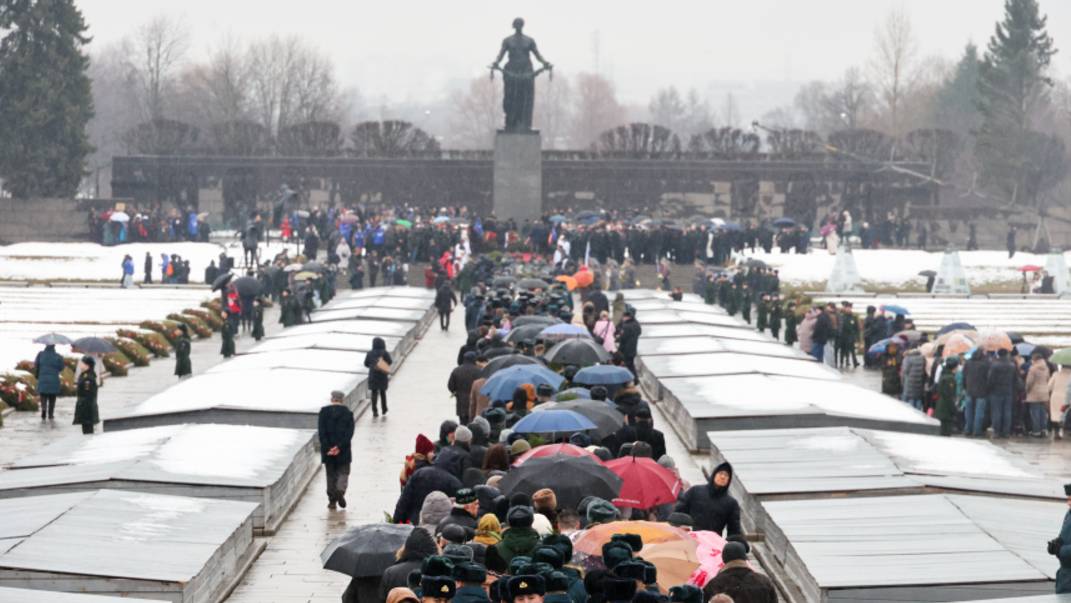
[512,443,600,467]
[1019,265,1043,272]
[605,456,683,509]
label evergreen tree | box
[933,44,982,137]
[0,0,94,198]
[975,0,1058,205]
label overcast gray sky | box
[77,0,1071,112]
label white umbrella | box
[109,212,130,223]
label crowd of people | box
[317,267,779,603]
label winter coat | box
[220,320,236,357]
[900,352,926,400]
[486,526,541,573]
[702,561,778,603]
[1050,368,1071,422]
[342,576,380,603]
[448,361,482,418]
[673,462,742,537]
[811,311,833,345]
[364,337,393,390]
[881,352,903,396]
[796,312,816,352]
[593,319,617,354]
[73,370,99,427]
[986,358,1018,398]
[454,585,492,603]
[33,347,64,395]
[317,403,355,465]
[469,377,490,420]
[963,355,990,398]
[434,443,472,480]
[392,466,462,524]
[435,285,457,312]
[935,369,958,421]
[618,318,642,358]
[611,424,667,460]
[1025,361,1051,403]
[1055,508,1071,593]
[173,335,192,377]
[379,529,438,599]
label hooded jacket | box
[486,526,541,573]
[364,337,393,390]
[899,350,927,400]
[673,462,742,537]
[33,345,65,395]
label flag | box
[584,240,591,267]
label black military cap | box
[508,575,546,599]
[421,575,455,600]
[453,561,487,584]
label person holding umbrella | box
[73,356,99,435]
[318,390,355,510]
[33,342,65,420]
[378,529,439,598]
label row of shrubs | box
[1,299,227,413]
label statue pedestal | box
[493,131,542,222]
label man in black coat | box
[962,350,991,437]
[435,425,474,480]
[810,304,834,362]
[703,541,777,603]
[393,464,463,524]
[986,348,1018,438]
[674,462,742,537]
[617,309,642,377]
[437,488,480,534]
[318,390,355,510]
[611,408,666,460]
[449,352,483,425]
[588,284,609,317]
[436,282,458,331]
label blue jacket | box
[34,347,65,395]
[122,258,135,275]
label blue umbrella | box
[867,337,905,356]
[480,365,565,401]
[937,322,975,335]
[513,409,596,434]
[880,304,909,316]
[548,215,567,224]
[573,365,634,386]
[772,217,796,228]
[720,222,743,232]
[33,332,72,345]
[432,216,451,224]
[539,324,590,338]
[1015,342,1035,357]
[553,387,591,401]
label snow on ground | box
[733,248,1068,290]
[0,240,293,282]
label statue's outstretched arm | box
[491,39,508,69]
[531,41,552,69]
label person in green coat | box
[221,310,237,358]
[703,275,717,305]
[783,301,798,346]
[755,294,769,332]
[173,324,192,379]
[768,294,782,340]
[737,283,752,324]
[935,356,960,436]
[73,356,99,435]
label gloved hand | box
[1048,538,1063,556]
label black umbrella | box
[539,400,625,440]
[482,354,543,377]
[72,337,116,354]
[321,523,412,578]
[513,315,561,328]
[505,324,548,345]
[745,258,767,269]
[518,278,550,290]
[304,260,325,273]
[1006,331,1025,345]
[918,270,937,277]
[211,272,234,291]
[544,338,611,367]
[493,276,516,287]
[232,276,262,297]
[498,455,622,510]
[33,332,72,346]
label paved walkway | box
[0,306,281,467]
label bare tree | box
[448,76,498,149]
[870,8,918,137]
[648,87,686,134]
[244,35,342,137]
[572,72,627,148]
[534,72,573,149]
[596,123,681,158]
[180,39,252,125]
[826,68,875,130]
[688,127,761,158]
[126,15,190,121]
[720,92,740,127]
[350,120,440,157]
[85,42,142,195]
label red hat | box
[415,434,435,456]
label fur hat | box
[420,576,455,600]
[455,425,473,444]
[508,575,546,599]
[452,561,487,584]
[507,505,535,528]
[721,541,748,563]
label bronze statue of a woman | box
[490,18,553,132]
